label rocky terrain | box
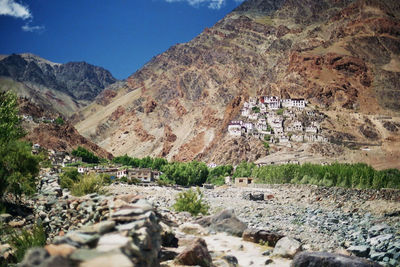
[0,53,117,116]
[19,98,113,159]
[2,173,399,266]
[73,0,400,169]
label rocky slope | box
[74,0,400,168]
[0,53,117,116]
[19,98,113,159]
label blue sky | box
[0,0,244,79]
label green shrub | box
[252,106,260,113]
[173,188,209,216]
[59,168,81,190]
[70,173,106,197]
[54,117,64,125]
[9,223,46,262]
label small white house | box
[241,108,250,117]
[279,135,289,143]
[306,126,318,134]
[78,167,89,174]
[228,124,242,137]
[264,96,281,110]
[32,143,41,150]
[249,113,259,121]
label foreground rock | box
[292,252,383,267]
[273,237,302,258]
[196,209,247,237]
[242,228,284,247]
[21,197,161,267]
[175,238,212,267]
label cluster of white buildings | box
[228,96,328,144]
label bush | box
[9,223,46,262]
[173,188,209,216]
[59,168,81,190]
[70,173,106,197]
[54,117,64,125]
[0,141,40,197]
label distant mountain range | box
[0,53,117,116]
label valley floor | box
[107,183,400,266]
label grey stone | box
[69,249,106,262]
[96,234,131,252]
[196,209,247,237]
[79,253,134,267]
[0,214,12,223]
[222,255,238,267]
[272,236,302,258]
[292,251,383,267]
[78,221,116,235]
[347,245,370,258]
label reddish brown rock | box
[175,238,212,267]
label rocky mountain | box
[0,53,117,116]
[19,98,113,159]
[74,0,400,169]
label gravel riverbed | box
[107,183,400,266]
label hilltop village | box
[228,96,329,145]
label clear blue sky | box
[0,0,244,79]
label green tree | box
[0,92,40,198]
[233,161,255,178]
[72,146,99,163]
[0,92,24,143]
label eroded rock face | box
[75,0,400,165]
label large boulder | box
[242,228,284,247]
[291,251,383,267]
[175,238,212,267]
[196,209,247,237]
[273,236,302,258]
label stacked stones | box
[21,195,161,267]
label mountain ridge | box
[0,53,118,116]
[73,0,400,168]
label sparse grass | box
[70,173,107,197]
[9,223,47,262]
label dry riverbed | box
[107,183,400,266]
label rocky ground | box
[108,183,400,266]
[1,173,399,266]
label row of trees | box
[112,155,168,171]
[234,162,400,189]
[110,154,400,189]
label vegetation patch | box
[9,223,46,262]
[173,188,209,216]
